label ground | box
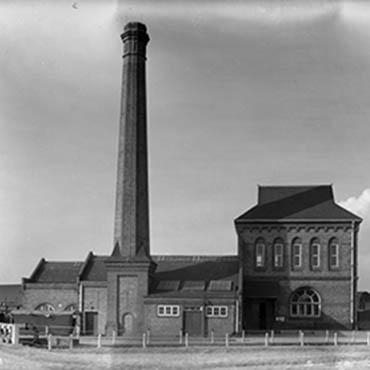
[1,345,370,369]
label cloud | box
[339,189,370,221]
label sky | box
[1,0,370,288]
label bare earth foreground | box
[1,345,370,369]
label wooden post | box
[264,332,269,347]
[12,324,19,345]
[242,330,245,342]
[334,332,338,346]
[352,330,356,344]
[97,334,102,349]
[210,329,214,344]
[142,333,146,348]
[146,329,150,345]
[69,334,73,350]
[225,333,229,348]
[179,330,183,345]
[270,329,274,344]
[47,334,52,351]
[300,331,304,347]
[112,330,116,345]
[185,333,189,347]
[367,332,370,346]
[45,326,49,335]
[325,330,329,344]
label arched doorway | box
[121,313,134,335]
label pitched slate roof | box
[29,260,83,283]
[80,255,108,282]
[148,255,240,298]
[0,285,22,308]
[235,185,362,222]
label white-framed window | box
[157,305,180,317]
[35,303,55,312]
[205,305,228,318]
[292,238,302,268]
[310,238,321,269]
[329,238,339,269]
[255,238,266,268]
[290,287,321,318]
[273,239,284,268]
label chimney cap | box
[124,22,147,33]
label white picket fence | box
[4,322,370,350]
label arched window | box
[310,238,321,269]
[35,303,55,312]
[290,287,321,318]
[64,304,77,312]
[291,238,302,269]
[328,237,339,269]
[255,238,266,268]
[273,238,284,268]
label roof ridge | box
[152,255,238,262]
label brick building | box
[235,185,361,330]
[2,23,362,336]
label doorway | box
[84,311,98,335]
[183,307,202,336]
[244,299,275,331]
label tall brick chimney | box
[113,22,151,259]
[105,22,155,337]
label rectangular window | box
[274,243,284,268]
[293,244,302,268]
[157,305,180,317]
[329,244,339,268]
[256,243,265,268]
[205,305,228,318]
[311,244,320,268]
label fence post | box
[45,326,49,335]
[367,332,370,346]
[242,330,245,343]
[142,333,146,348]
[112,330,116,345]
[270,330,274,344]
[146,329,150,345]
[97,334,102,349]
[185,333,189,347]
[264,332,269,347]
[334,332,338,346]
[225,333,229,348]
[352,330,356,344]
[210,329,214,344]
[69,334,73,350]
[179,329,183,345]
[47,334,52,351]
[12,324,19,345]
[325,330,329,344]
[300,331,304,347]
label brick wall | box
[237,222,356,330]
[82,285,107,335]
[238,222,353,279]
[144,303,236,337]
[276,279,352,329]
[144,304,182,337]
[22,283,78,311]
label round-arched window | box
[35,303,55,312]
[64,304,77,312]
[290,287,321,318]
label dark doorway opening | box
[258,302,267,330]
[244,299,275,331]
[84,311,98,335]
[183,308,202,336]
